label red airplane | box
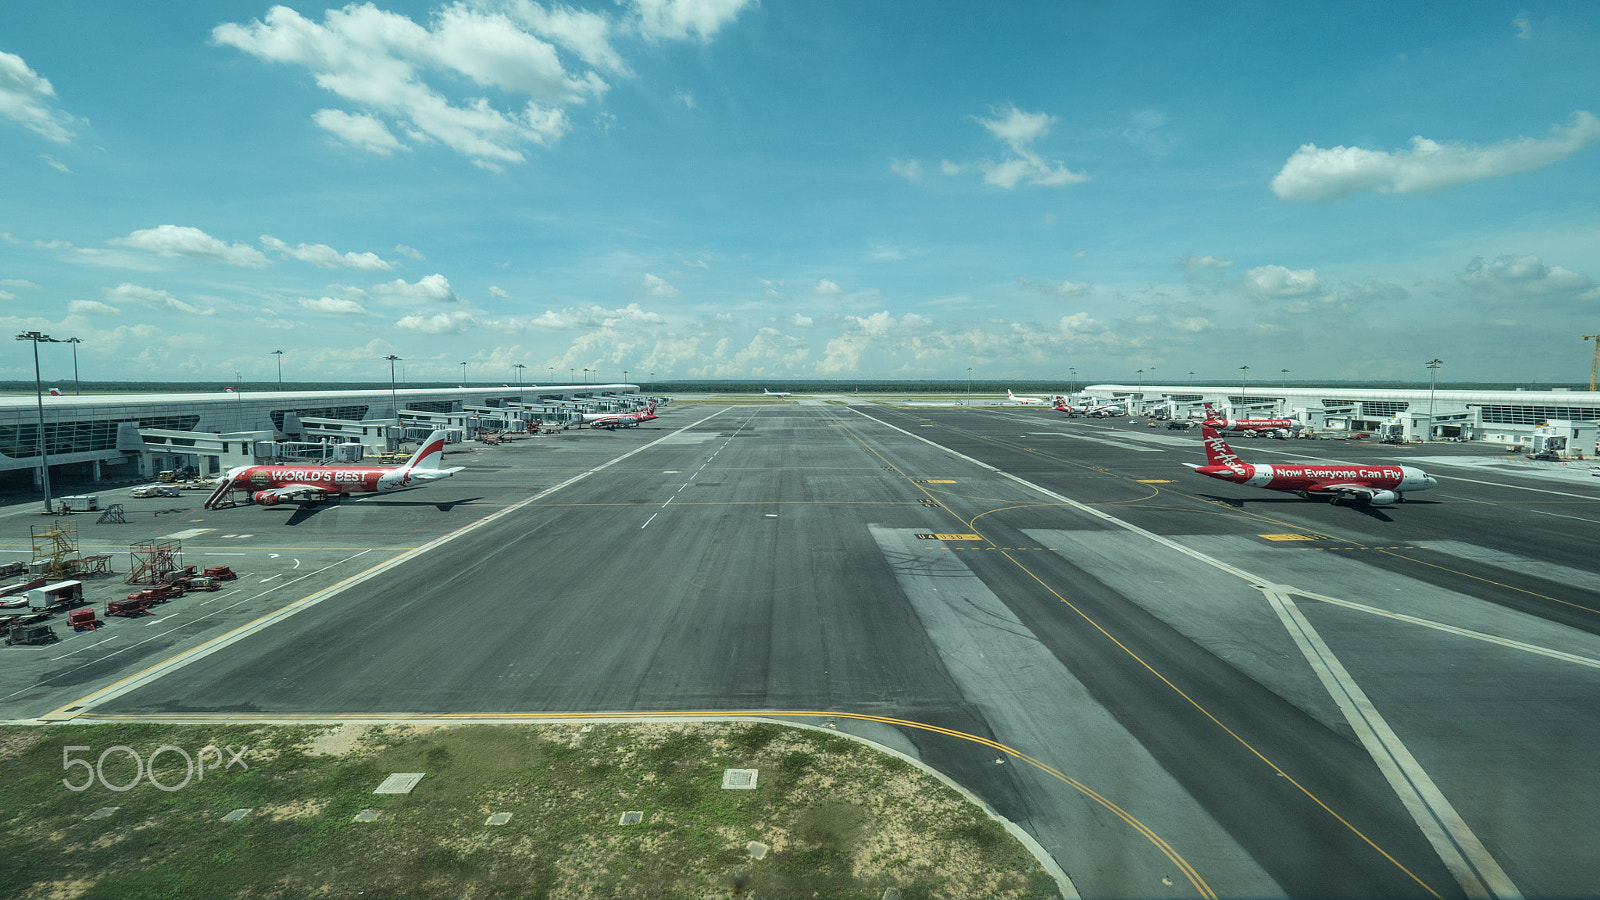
[1203,402,1299,434]
[582,401,658,429]
[1190,425,1436,506]
[203,430,463,509]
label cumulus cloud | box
[396,310,478,333]
[1245,265,1322,298]
[815,279,841,294]
[299,296,369,315]
[106,282,215,315]
[213,4,599,167]
[1460,254,1599,303]
[791,313,813,327]
[489,285,510,298]
[312,108,408,155]
[68,299,120,316]
[949,105,1088,189]
[110,225,270,267]
[263,235,393,270]
[532,302,665,330]
[395,244,424,260]
[642,273,679,297]
[372,273,459,304]
[0,50,76,143]
[1271,111,1600,200]
[633,0,754,42]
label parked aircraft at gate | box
[204,430,463,509]
[1189,426,1436,506]
[1203,403,1299,434]
[582,402,658,429]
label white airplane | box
[1007,389,1048,406]
[762,389,792,397]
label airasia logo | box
[1205,435,1248,474]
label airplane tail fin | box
[1007,389,1017,400]
[401,430,449,470]
[1201,426,1246,470]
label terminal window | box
[1480,405,1600,425]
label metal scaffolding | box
[126,539,182,585]
[30,521,80,578]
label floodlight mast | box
[16,331,63,512]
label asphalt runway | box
[20,402,1600,898]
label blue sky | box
[2,2,1598,386]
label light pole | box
[513,363,527,405]
[384,355,402,422]
[1187,371,1195,386]
[584,367,593,385]
[1239,365,1250,408]
[460,361,467,386]
[16,331,62,512]
[1069,367,1077,395]
[1280,368,1289,391]
[272,349,284,390]
[1426,358,1443,442]
[966,367,972,405]
[67,337,81,395]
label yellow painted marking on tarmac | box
[1137,479,1176,483]
[913,533,983,541]
[854,407,1444,899]
[1259,534,1321,541]
[71,707,1203,899]
[1376,549,1600,617]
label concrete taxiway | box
[10,403,1600,898]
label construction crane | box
[1587,334,1600,391]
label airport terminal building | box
[0,384,640,490]
[1085,383,1600,444]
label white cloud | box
[299,296,369,315]
[506,0,630,76]
[312,108,407,155]
[37,154,71,174]
[632,0,754,42]
[1245,265,1322,298]
[0,50,76,143]
[395,244,424,260]
[643,273,679,297]
[372,273,459,304]
[1179,255,1234,269]
[957,105,1088,189]
[489,285,510,298]
[815,279,841,295]
[396,310,478,333]
[214,4,597,167]
[109,225,270,267]
[532,302,665,330]
[674,90,696,109]
[1019,277,1091,297]
[791,313,813,327]
[1460,254,1599,303]
[890,158,922,181]
[68,299,120,316]
[1271,111,1600,200]
[1514,15,1533,39]
[106,282,215,316]
[262,235,393,270]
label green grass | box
[0,722,1058,899]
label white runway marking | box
[641,513,658,529]
[855,406,1523,900]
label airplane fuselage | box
[1209,417,1296,432]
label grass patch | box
[0,721,1058,899]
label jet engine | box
[1366,490,1398,506]
[254,490,282,507]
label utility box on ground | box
[59,495,99,512]
[1530,420,1596,460]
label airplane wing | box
[257,484,330,502]
[1313,483,1381,500]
